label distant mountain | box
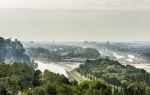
[0,37,32,67]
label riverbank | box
[35,60,68,77]
[34,60,87,82]
[112,51,150,73]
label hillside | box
[1,62,150,95]
[0,37,32,67]
[76,58,150,94]
[0,63,112,95]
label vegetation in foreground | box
[0,62,150,95]
[76,58,150,95]
[0,63,112,95]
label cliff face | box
[0,37,32,67]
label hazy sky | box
[0,0,150,41]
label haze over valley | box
[0,0,150,95]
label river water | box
[112,52,150,73]
[35,61,68,77]
[35,51,150,78]
[35,60,83,77]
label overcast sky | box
[0,0,150,41]
[0,0,150,10]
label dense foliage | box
[67,47,100,59]
[26,47,62,61]
[23,70,113,95]
[26,47,100,61]
[0,63,112,95]
[0,62,150,95]
[0,63,34,95]
[26,48,50,58]
[76,58,150,94]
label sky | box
[0,0,150,41]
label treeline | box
[66,47,100,59]
[1,63,150,95]
[76,58,150,94]
[26,47,100,61]
[24,70,112,95]
[0,63,34,95]
[0,63,112,95]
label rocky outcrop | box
[0,37,32,67]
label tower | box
[103,41,112,58]
[53,40,55,46]
[104,41,110,51]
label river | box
[35,60,82,77]
[112,52,150,73]
[35,61,68,77]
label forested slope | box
[1,61,150,95]
[76,58,150,94]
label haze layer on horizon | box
[0,0,150,42]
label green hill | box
[76,58,150,94]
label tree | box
[45,82,57,95]
[0,84,7,95]
[56,85,72,95]
[33,87,46,95]
[126,82,147,95]
[90,80,112,95]
[79,81,90,91]
[33,70,42,86]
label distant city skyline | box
[0,0,150,42]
